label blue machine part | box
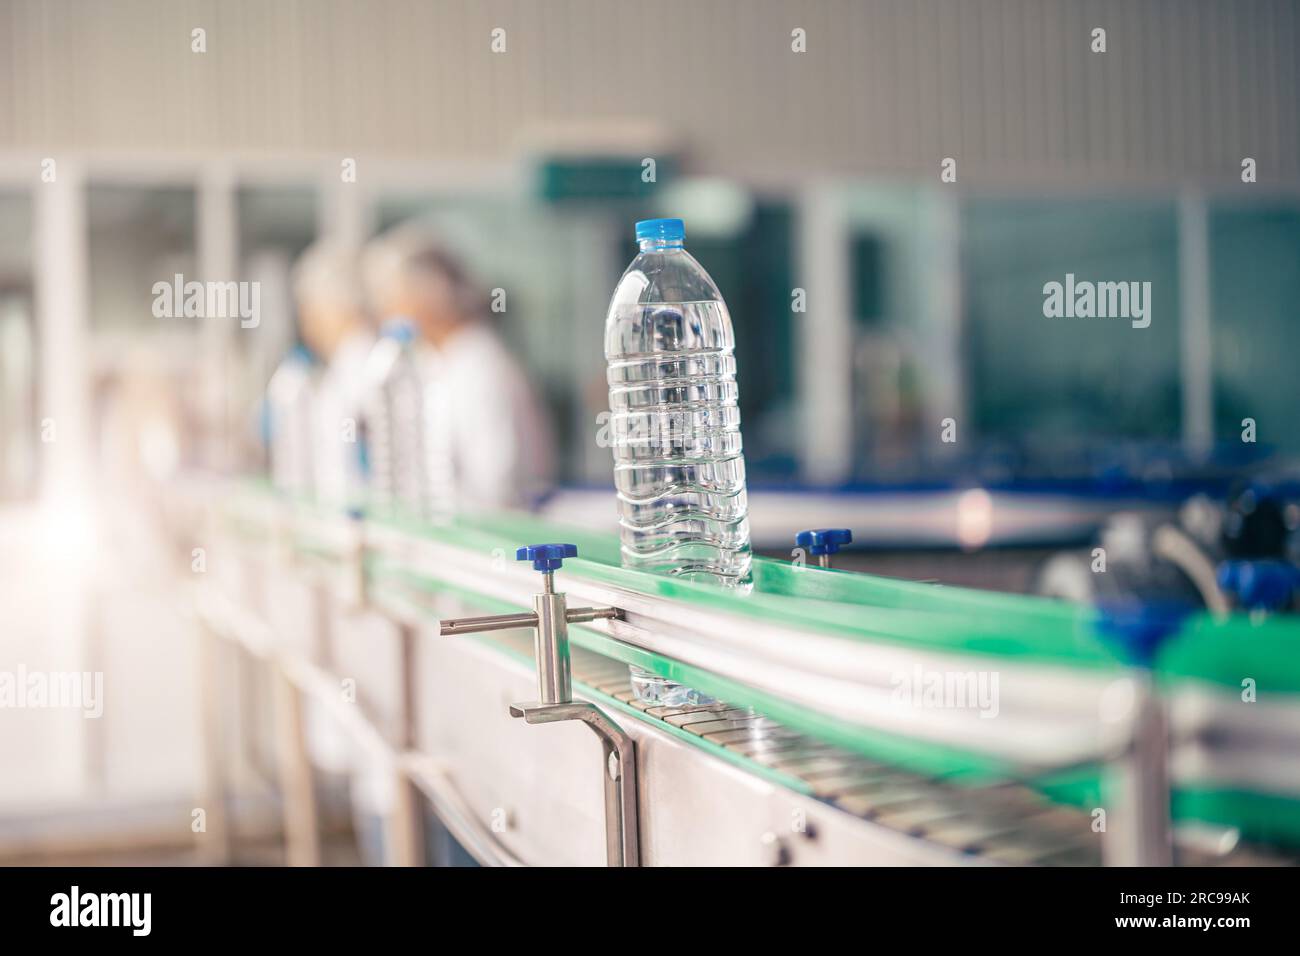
[1095,600,1194,668]
[795,528,854,557]
[1217,559,1300,612]
[516,543,579,573]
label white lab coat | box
[265,353,316,496]
[422,322,555,512]
[311,331,375,508]
[302,331,387,832]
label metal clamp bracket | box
[438,543,638,866]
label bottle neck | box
[638,238,684,252]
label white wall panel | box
[0,0,1293,183]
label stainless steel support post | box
[437,543,637,866]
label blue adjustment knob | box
[1217,560,1300,612]
[1095,600,1192,668]
[795,528,853,557]
[516,543,578,573]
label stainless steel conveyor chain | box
[476,628,1288,867]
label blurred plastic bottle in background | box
[360,317,429,517]
[604,217,751,705]
[266,344,317,497]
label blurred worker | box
[284,240,388,862]
[290,239,375,508]
[264,344,316,496]
[363,224,555,511]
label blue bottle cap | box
[635,218,685,243]
[380,316,416,345]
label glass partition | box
[87,184,198,333]
[0,189,35,501]
[961,198,1182,468]
[1209,201,1300,455]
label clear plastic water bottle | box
[266,344,317,497]
[605,218,751,705]
[360,318,429,517]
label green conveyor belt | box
[377,505,1300,694]
[235,484,1300,849]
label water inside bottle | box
[605,224,752,705]
[606,299,752,585]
